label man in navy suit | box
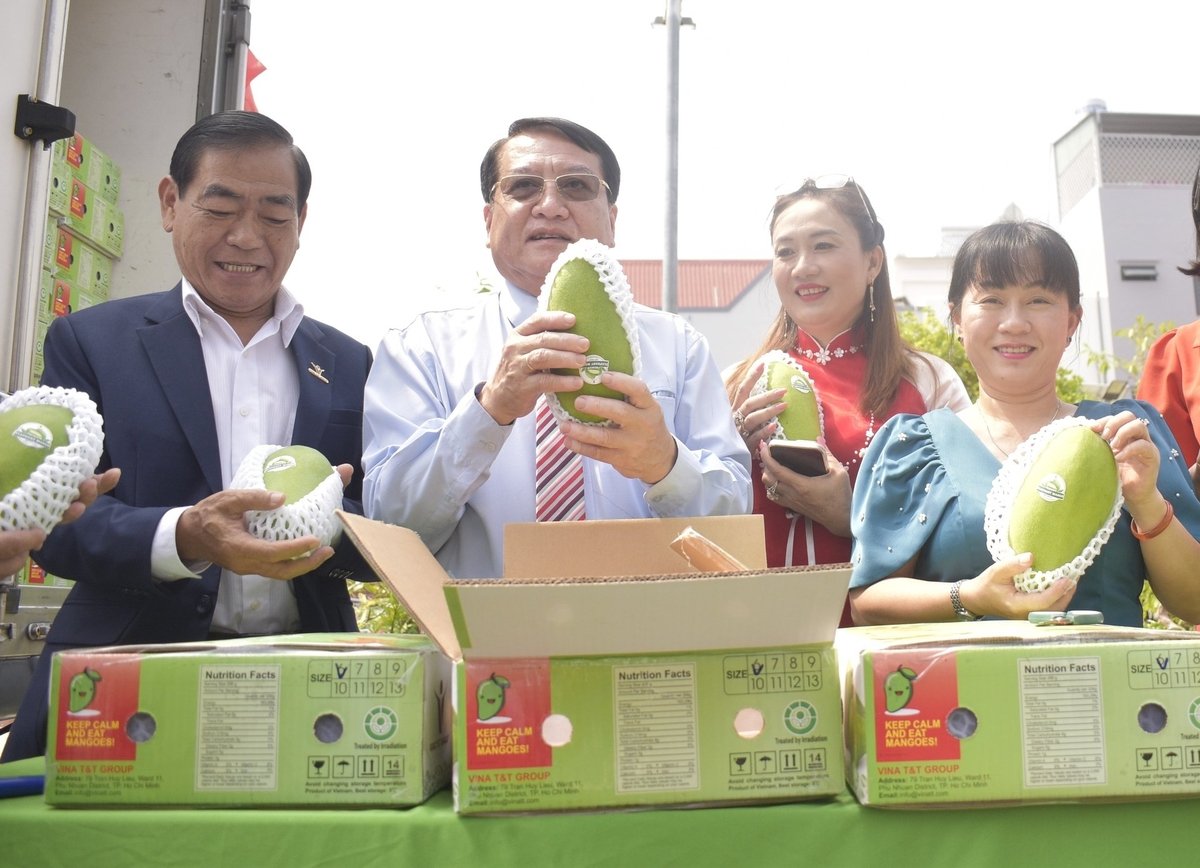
[1,111,372,761]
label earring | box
[868,283,876,323]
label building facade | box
[1053,109,1200,386]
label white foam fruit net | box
[0,386,104,534]
[984,416,1124,593]
[537,239,643,427]
[751,350,825,442]
[231,444,344,548]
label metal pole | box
[663,0,681,314]
[9,0,71,392]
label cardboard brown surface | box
[341,511,849,660]
[339,511,462,659]
[503,515,768,577]
[447,567,848,658]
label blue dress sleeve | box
[850,412,958,589]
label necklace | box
[979,400,1063,458]
[796,342,861,366]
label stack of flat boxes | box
[40,131,123,382]
[19,131,125,590]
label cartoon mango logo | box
[476,673,511,722]
[68,667,102,713]
[884,665,918,713]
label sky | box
[248,0,1196,353]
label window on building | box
[1119,264,1158,281]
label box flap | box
[836,620,1196,656]
[341,511,847,660]
[446,565,849,657]
[338,511,462,660]
[503,515,767,577]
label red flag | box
[244,49,266,112]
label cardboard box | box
[45,633,452,807]
[47,154,73,217]
[39,270,107,324]
[838,621,1200,807]
[61,178,124,259]
[54,132,121,203]
[339,512,850,814]
[45,223,115,294]
[14,555,73,588]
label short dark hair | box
[169,110,312,211]
[948,221,1081,312]
[480,117,620,204]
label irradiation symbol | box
[364,706,398,741]
[784,700,817,735]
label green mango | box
[0,404,74,497]
[261,445,335,505]
[546,257,635,424]
[764,358,822,441]
[1008,426,1118,572]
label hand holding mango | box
[478,309,589,426]
[751,350,823,444]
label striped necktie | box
[534,395,586,522]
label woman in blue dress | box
[849,221,1200,627]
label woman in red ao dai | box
[726,178,968,625]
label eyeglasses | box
[492,173,612,204]
[784,174,884,244]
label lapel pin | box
[307,362,329,384]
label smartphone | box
[769,440,827,476]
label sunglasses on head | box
[492,173,611,204]
[783,174,883,244]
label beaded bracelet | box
[1131,500,1174,541]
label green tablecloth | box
[0,757,1191,867]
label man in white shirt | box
[363,117,750,578]
[2,111,373,762]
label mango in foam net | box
[752,350,823,442]
[232,444,344,548]
[984,417,1123,593]
[539,239,641,426]
[0,386,104,534]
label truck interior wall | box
[59,0,211,300]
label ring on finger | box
[766,481,779,500]
[733,410,747,435]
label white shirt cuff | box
[152,506,209,581]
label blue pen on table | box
[0,775,45,798]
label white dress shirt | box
[362,281,752,579]
[149,278,304,634]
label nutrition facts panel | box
[1127,648,1200,689]
[306,658,412,699]
[723,651,823,695]
[613,663,699,793]
[1019,656,1105,788]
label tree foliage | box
[350,580,418,634]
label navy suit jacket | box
[2,285,373,760]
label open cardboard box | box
[45,633,451,807]
[339,511,851,814]
[837,620,1200,808]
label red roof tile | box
[619,260,770,310]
